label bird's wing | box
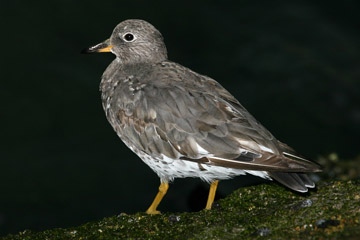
[115,61,320,173]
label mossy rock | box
[2,180,360,239]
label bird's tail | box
[267,172,315,192]
[267,141,321,192]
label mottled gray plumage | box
[86,19,321,193]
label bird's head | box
[82,19,168,64]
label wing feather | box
[112,61,321,173]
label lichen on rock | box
[2,179,360,240]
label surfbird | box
[82,19,321,214]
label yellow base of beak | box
[97,45,113,52]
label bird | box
[82,19,321,214]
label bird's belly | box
[112,123,269,183]
[125,144,269,183]
[139,153,250,183]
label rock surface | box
[2,180,359,240]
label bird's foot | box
[146,208,161,215]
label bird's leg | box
[146,182,169,214]
[205,180,219,210]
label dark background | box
[1,0,359,236]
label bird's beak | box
[81,39,112,54]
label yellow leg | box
[146,182,169,214]
[205,180,219,210]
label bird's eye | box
[123,33,135,42]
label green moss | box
[2,180,360,240]
[317,153,360,181]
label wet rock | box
[168,215,181,223]
[3,180,360,239]
[300,199,313,208]
[315,219,340,228]
[291,199,313,210]
[212,201,222,210]
[254,227,271,236]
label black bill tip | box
[80,40,112,54]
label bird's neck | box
[115,48,168,65]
